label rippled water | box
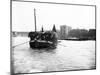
[12,37,96,73]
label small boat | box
[28,9,58,49]
[28,31,57,49]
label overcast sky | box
[12,1,95,32]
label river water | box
[12,37,96,73]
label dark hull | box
[29,40,57,49]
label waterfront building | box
[60,25,72,39]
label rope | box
[12,41,30,48]
[12,40,67,48]
[58,43,67,47]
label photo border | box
[10,0,97,75]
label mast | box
[41,26,44,32]
[34,9,37,32]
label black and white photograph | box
[11,0,96,74]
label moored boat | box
[28,9,58,49]
[28,31,58,49]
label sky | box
[12,1,95,32]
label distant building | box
[14,32,29,37]
[56,30,61,40]
[60,25,72,39]
[12,31,17,37]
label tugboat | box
[28,9,58,49]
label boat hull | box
[29,40,57,49]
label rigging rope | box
[12,41,30,48]
[12,40,67,48]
